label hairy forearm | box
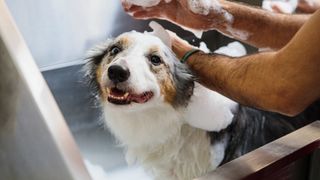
[209,1,310,49]
[186,52,293,114]
[187,49,320,116]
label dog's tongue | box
[130,94,146,103]
[111,88,126,96]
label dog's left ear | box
[172,60,195,108]
[83,39,113,98]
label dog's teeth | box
[124,92,129,98]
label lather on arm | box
[123,0,310,49]
[171,10,320,116]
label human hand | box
[297,0,320,13]
[122,0,229,31]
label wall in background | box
[5,0,124,70]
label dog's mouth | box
[106,87,154,105]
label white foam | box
[124,0,161,7]
[124,0,172,7]
[262,0,298,13]
[214,41,247,57]
[187,0,233,23]
[199,41,210,53]
[187,0,217,15]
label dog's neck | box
[104,102,183,148]
[103,83,237,148]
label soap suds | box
[124,0,162,7]
[214,41,247,57]
[187,0,233,23]
[199,41,210,53]
[197,40,247,57]
[187,0,220,15]
[262,0,298,13]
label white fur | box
[96,32,237,180]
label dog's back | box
[209,100,320,165]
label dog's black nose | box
[108,65,130,83]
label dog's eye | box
[110,46,121,56]
[150,55,162,66]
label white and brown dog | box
[84,27,319,180]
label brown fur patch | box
[160,74,176,104]
[96,64,107,100]
[151,64,176,104]
[147,46,176,104]
[117,35,132,49]
[148,46,160,54]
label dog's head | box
[85,31,194,111]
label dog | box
[84,30,319,180]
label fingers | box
[121,1,131,10]
[121,3,162,19]
[123,4,145,13]
[132,10,160,19]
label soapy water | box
[262,0,298,13]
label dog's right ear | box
[149,21,172,48]
[83,39,113,98]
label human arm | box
[123,0,310,50]
[171,10,320,116]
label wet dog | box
[84,31,319,180]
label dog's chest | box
[128,125,213,180]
